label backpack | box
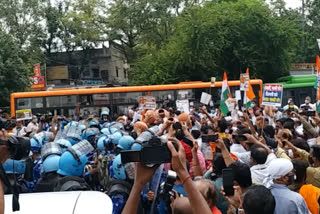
[54,176,91,192]
[96,153,115,190]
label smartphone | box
[222,168,234,196]
[202,134,219,143]
[306,111,316,117]
[183,137,194,148]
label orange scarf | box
[299,184,320,214]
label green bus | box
[276,75,317,107]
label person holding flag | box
[316,55,320,114]
[220,72,232,116]
[244,68,256,109]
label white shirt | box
[12,126,26,136]
[251,153,277,184]
[26,122,38,136]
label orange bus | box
[11,80,263,117]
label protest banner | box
[176,99,190,113]
[240,73,249,91]
[262,84,283,107]
[16,109,32,121]
[139,96,156,110]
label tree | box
[130,0,301,84]
[0,30,31,106]
[107,0,203,63]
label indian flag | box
[316,56,320,113]
[244,68,256,108]
[220,72,231,115]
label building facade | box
[46,42,129,87]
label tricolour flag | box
[220,72,231,115]
[316,56,320,113]
[244,68,256,108]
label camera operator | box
[122,137,212,214]
[0,129,11,214]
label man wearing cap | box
[264,158,310,214]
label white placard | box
[176,100,190,113]
[200,92,212,105]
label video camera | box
[0,118,16,130]
[0,136,30,160]
[158,170,177,202]
[121,136,177,166]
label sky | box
[285,0,301,9]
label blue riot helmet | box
[57,140,94,177]
[131,143,142,151]
[3,159,25,174]
[56,139,72,152]
[30,138,43,153]
[82,128,100,140]
[32,131,54,147]
[117,136,135,150]
[101,110,109,117]
[97,135,113,152]
[101,128,111,135]
[110,131,123,145]
[109,122,125,132]
[41,143,62,173]
[89,119,100,129]
[82,128,100,148]
[43,155,61,173]
[112,154,126,180]
[78,124,87,132]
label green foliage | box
[130,0,301,84]
[0,31,31,105]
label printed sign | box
[16,109,32,121]
[30,76,45,90]
[240,73,249,91]
[200,92,212,105]
[262,84,283,107]
[139,96,156,110]
[176,99,190,114]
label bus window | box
[17,98,31,110]
[61,95,77,107]
[150,90,175,103]
[31,97,44,108]
[93,94,110,105]
[177,89,195,100]
[46,96,61,108]
[79,94,94,106]
[112,92,147,104]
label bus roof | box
[11,79,263,99]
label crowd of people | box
[1,95,320,214]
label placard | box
[240,73,249,91]
[262,84,283,107]
[176,100,190,114]
[16,109,32,121]
[139,96,156,110]
[200,92,212,105]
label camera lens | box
[8,136,31,160]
